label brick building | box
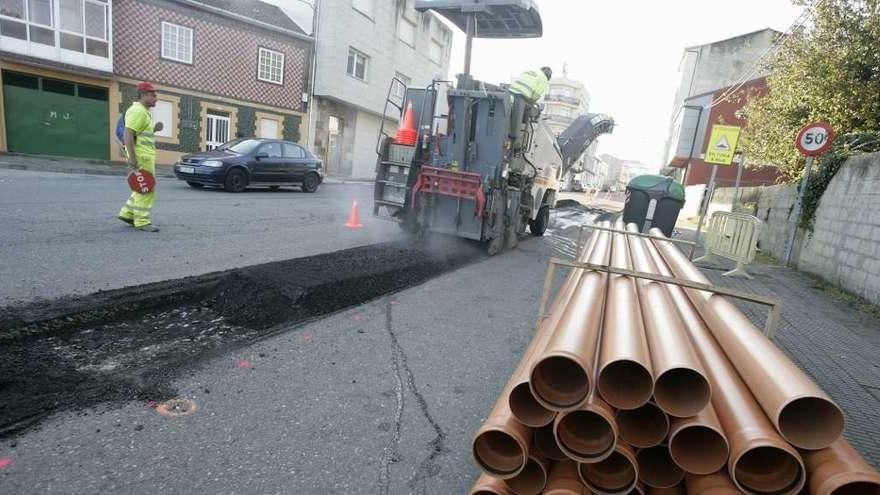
[0,0,311,163]
[111,0,312,165]
[670,77,781,187]
[662,29,783,187]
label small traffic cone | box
[345,200,363,229]
[395,101,417,146]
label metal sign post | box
[732,151,745,211]
[692,125,742,259]
[782,122,836,266]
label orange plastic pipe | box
[473,231,603,478]
[643,235,806,495]
[534,424,568,462]
[685,471,742,495]
[615,401,669,449]
[553,396,618,463]
[503,453,548,495]
[545,460,589,495]
[803,438,880,495]
[597,226,654,410]
[509,232,600,427]
[626,225,710,417]
[530,224,613,410]
[668,403,729,474]
[470,473,514,495]
[650,228,844,450]
[636,445,685,488]
[578,441,640,495]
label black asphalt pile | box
[0,238,485,438]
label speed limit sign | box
[796,122,835,156]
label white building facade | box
[310,0,451,178]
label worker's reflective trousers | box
[118,157,156,227]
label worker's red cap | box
[137,82,157,93]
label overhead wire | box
[707,0,826,109]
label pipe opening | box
[531,356,590,408]
[669,425,729,475]
[830,481,880,495]
[636,445,684,488]
[557,410,615,461]
[578,450,637,493]
[653,368,711,418]
[473,430,526,476]
[616,402,669,448]
[598,360,654,410]
[510,383,555,427]
[733,446,804,495]
[778,397,845,450]
[534,424,567,461]
[504,456,547,495]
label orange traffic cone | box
[345,200,363,229]
[395,101,417,146]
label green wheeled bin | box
[622,175,685,237]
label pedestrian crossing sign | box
[705,125,741,165]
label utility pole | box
[302,0,320,150]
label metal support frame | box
[575,225,696,258]
[536,257,782,339]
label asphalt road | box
[0,169,401,306]
[0,202,603,494]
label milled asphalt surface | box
[0,169,401,306]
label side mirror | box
[255,152,269,160]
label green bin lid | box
[626,174,685,201]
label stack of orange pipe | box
[469,222,879,495]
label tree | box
[741,0,880,181]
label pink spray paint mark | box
[236,359,252,369]
[390,299,399,305]
[303,332,313,343]
[351,313,364,321]
[145,400,157,409]
[0,457,13,469]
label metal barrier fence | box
[695,211,763,278]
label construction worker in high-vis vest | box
[508,66,552,149]
[118,82,163,232]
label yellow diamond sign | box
[705,125,741,165]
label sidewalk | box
[0,153,373,184]
[678,226,880,466]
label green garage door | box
[3,71,109,160]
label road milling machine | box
[373,0,615,254]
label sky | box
[269,0,804,166]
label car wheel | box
[302,173,320,193]
[224,169,247,193]
[186,181,204,189]
[529,205,550,236]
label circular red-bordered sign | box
[127,169,156,193]
[795,122,835,156]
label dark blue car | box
[173,138,323,193]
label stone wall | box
[799,153,880,303]
[699,152,880,304]
[754,183,798,261]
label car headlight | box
[201,160,224,168]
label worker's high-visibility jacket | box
[509,70,549,104]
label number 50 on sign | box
[796,122,835,156]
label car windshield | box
[223,139,263,154]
